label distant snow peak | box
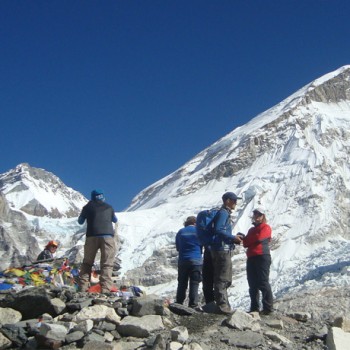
[0,163,86,218]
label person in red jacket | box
[240,207,273,314]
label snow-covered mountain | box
[0,163,87,266]
[1,65,350,310]
[0,163,86,218]
[118,64,350,307]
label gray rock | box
[0,331,12,349]
[66,298,93,312]
[50,298,67,315]
[287,311,311,322]
[117,315,165,338]
[72,304,121,324]
[265,319,284,330]
[35,334,63,349]
[221,330,265,348]
[95,320,117,332]
[71,320,92,333]
[65,331,85,344]
[151,333,167,350]
[78,332,106,348]
[0,323,28,347]
[326,327,350,350]
[168,303,197,316]
[333,316,350,332]
[39,322,68,341]
[264,330,292,345]
[224,309,261,331]
[0,307,22,326]
[0,287,57,319]
[171,326,189,343]
[82,340,122,349]
[130,294,165,316]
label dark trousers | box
[246,254,273,312]
[211,249,233,311]
[176,261,202,307]
[202,248,215,304]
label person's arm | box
[112,213,118,223]
[175,230,181,251]
[214,210,236,244]
[78,214,86,225]
[243,224,271,247]
[256,224,272,243]
[78,207,86,225]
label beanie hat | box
[91,189,105,201]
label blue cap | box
[222,192,242,202]
[91,189,105,201]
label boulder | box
[117,315,165,338]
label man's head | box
[222,192,242,209]
[46,240,59,252]
[184,216,196,227]
[91,189,105,201]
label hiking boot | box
[217,305,234,315]
[260,309,274,316]
[248,309,260,314]
[193,305,204,312]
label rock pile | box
[0,285,349,349]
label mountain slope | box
[118,65,350,307]
[0,163,87,266]
[0,163,86,218]
[0,66,349,310]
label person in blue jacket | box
[210,192,243,314]
[175,216,202,308]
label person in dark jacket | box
[241,207,273,314]
[36,240,59,261]
[78,189,118,293]
[210,192,243,315]
[175,216,202,308]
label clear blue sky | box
[1,1,349,211]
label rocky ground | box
[0,285,349,349]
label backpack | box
[196,208,220,246]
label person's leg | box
[258,255,273,312]
[247,256,260,312]
[211,250,233,313]
[99,237,116,293]
[176,262,190,304]
[202,248,215,304]
[188,264,202,307]
[79,237,99,292]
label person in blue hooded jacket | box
[78,189,118,293]
[175,216,202,308]
[210,192,243,314]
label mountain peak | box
[0,163,86,218]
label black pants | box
[176,261,202,307]
[246,254,273,312]
[211,249,233,311]
[202,248,215,304]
